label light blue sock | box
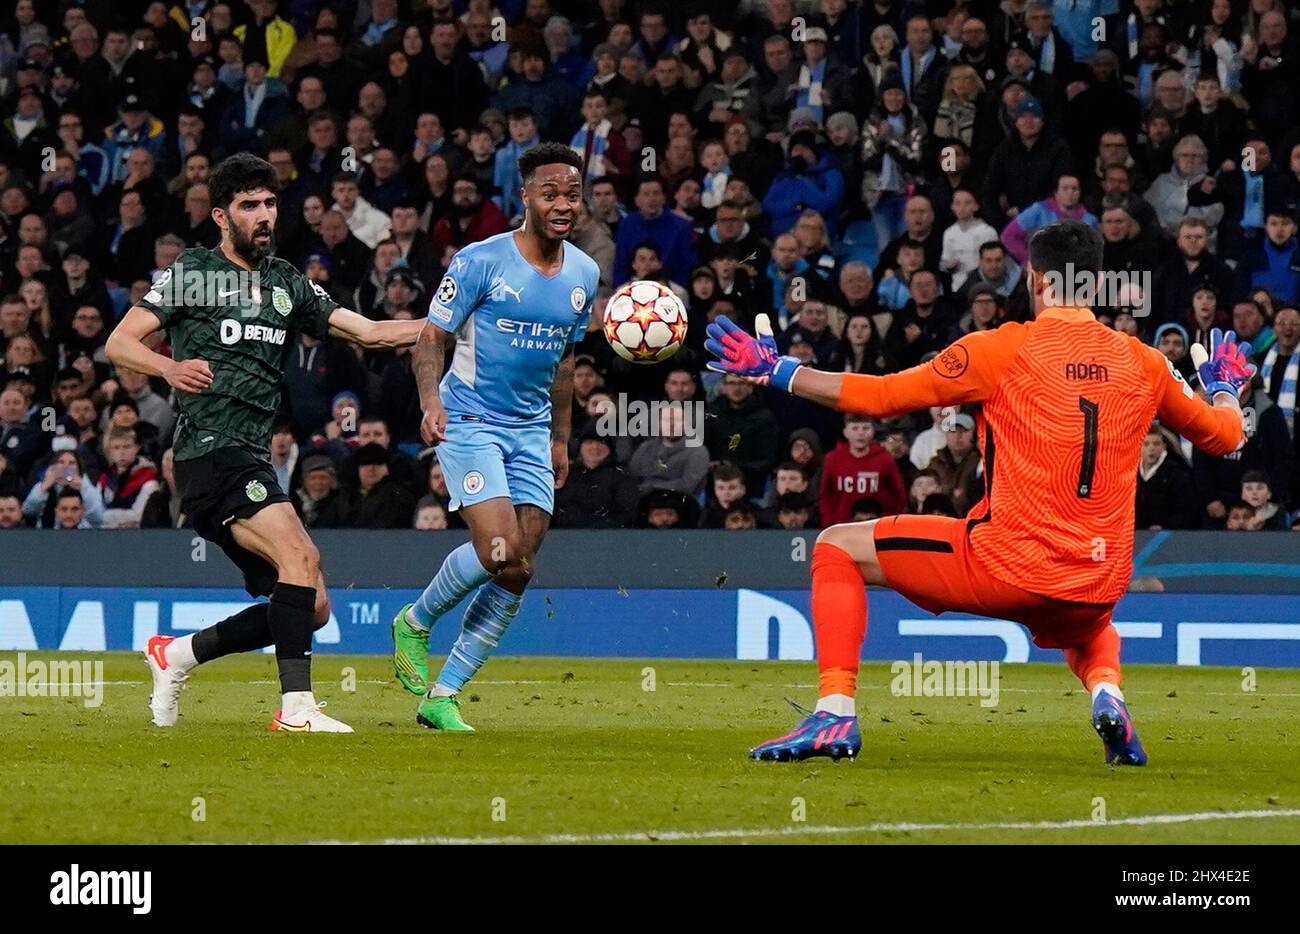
[431,581,521,694]
[408,542,492,632]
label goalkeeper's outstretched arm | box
[706,313,1016,418]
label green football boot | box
[391,604,429,695]
[416,694,476,732]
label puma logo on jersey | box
[1064,362,1110,381]
[489,278,524,302]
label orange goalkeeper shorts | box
[871,514,1114,649]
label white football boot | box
[144,635,189,727]
[270,695,354,733]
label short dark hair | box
[632,239,662,260]
[1027,219,1103,279]
[713,461,745,484]
[978,240,1004,256]
[518,142,582,182]
[209,153,278,212]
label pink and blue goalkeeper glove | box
[705,314,803,391]
[1190,328,1257,399]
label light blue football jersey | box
[428,231,600,427]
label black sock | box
[269,582,317,694]
[193,603,273,663]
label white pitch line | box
[304,807,1300,845]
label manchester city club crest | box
[570,286,586,311]
[245,480,268,502]
[272,286,292,316]
[463,471,485,495]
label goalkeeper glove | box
[1189,327,1257,399]
[704,314,803,391]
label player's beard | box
[230,221,276,264]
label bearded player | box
[389,143,599,732]
[707,221,1254,765]
[107,153,425,732]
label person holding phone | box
[22,449,104,528]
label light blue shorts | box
[436,417,554,514]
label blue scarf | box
[1243,172,1265,230]
[570,121,611,183]
[362,18,396,46]
[901,47,935,102]
[878,113,907,192]
[795,60,827,122]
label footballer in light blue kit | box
[392,142,600,732]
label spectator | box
[1152,216,1235,327]
[52,487,90,529]
[699,461,753,528]
[1001,174,1098,263]
[115,368,174,438]
[885,269,959,367]
[1259,305,1300,460]
[494,109,541,222]
[860,71,927,248]
[22,448,104,528]
[820,415,907,525]
[628,404,710,498]
[613,176,697,287]
[704,374,780,492]
[925,412,982,516]
[294,454,340,528]
[983,95,1072,228]
[1136,424,1199,529]
[554,424,639,528]
[96,427,159,529]
[1241,469,1289,529]
[760,126,845,243]
[1146,134,1224,240]
[941,189,999,290]
[1224,500,1256,530]
[140,447,181,529]
[723,501,759,529]
[492,46,580,144]
[0,492,23,528]
[431,175,509,257]
[908,468,941,512]
[1233,209,1300,306]
[0,385,46,479]
[1194,375,1293,523]
[414,497,450,530]
[571,90,631,186]
[318,441,415,529]
[639,488,697,529]
[331,172,392,250]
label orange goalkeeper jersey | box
[834,306,1243,603]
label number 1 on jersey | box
[1077,396,1099,498]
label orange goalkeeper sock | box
[1063,623,1123,696]
[811,541,867,714]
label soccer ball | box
[603,280,688,364]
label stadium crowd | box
[0,0,1298,533]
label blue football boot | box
[1092,691,1148,766]
[750,702,861,762]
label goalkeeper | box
[706,221,1251,765]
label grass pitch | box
[2,653,1298,844]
